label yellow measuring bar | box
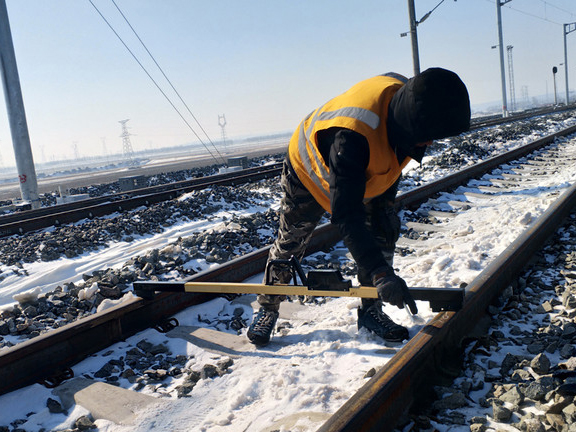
[181,281,379,298]
[133,280,464,311]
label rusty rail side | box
[0,224,340,395]
[317,183,576,432]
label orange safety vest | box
[288,75,412,213]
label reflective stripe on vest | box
[318,107,380,129]
[297,111,328,196]
[297,105,383,206]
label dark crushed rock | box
[398,212,576,431]
[74,415,97,430]
[70,336,235,401]
[0,179,282,269]
[0,180,281,348]
[46,397,66,414]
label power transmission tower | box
[520,86,529,109]
[73,141,80,160]
[506,45,516,112]
[119,119,135,163]
[218,114,227,152]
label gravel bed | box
[0,180,282,349]
[402,211,576,431]
[1,112,576,432]
[1,112,576,350]
[35,163,220,207]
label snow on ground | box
[1,120,576,431]
[0,196,278,310]
[125,296,395,432]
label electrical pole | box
[496,0,512,117]
[553,66,559,106]
[564,23,576,105]
[403,0,451,77]
[0,0,39,207]
[406,0,421,75]
[506,45,515,112]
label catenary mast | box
[0,0,39,208]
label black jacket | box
[316,127,401,277]
[310,68,470,278]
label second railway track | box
[0,163,283,238]
[2,105,573,240]
[1,118,576,431]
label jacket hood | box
[387,67,471,163]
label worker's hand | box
[372,269,418,314]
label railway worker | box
[247,68,471,346]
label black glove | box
[372,268,418,314]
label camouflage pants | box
[259,159,397,311]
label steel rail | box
[2,104,574,238]
[317,180,576,432]
[470,103,576,129]
[0,122,575,418]
[0,164,282,238]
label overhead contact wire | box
[87,0,226,165]
[110,0,226,164]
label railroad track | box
[1,121,576,430]
[1,105,573,240]
[469,103,576,129]
[319,126,576,431]
[0,163,282,238]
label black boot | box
[247,307,279,346]
[357,300,409,342]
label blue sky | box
[0,0,575,165]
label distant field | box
[0,140,288,201]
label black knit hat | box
[388,67,471,145]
